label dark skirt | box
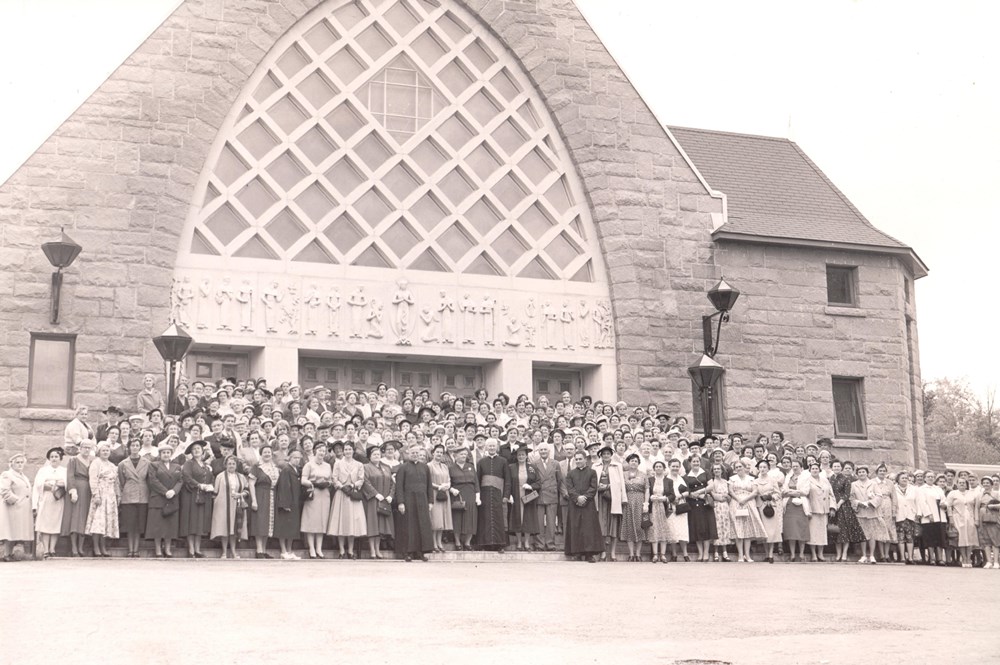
[363,497,394,537]
[248,485,274,538]
[921,521,946,548]
[783,503,811,541]
[564,502,604,556]
[145,504,179,540]
[833,502,865,543]
[451,483,477,537]
[274,504,302,541]
[119,503,148,535]
[687,503,718,542]
[61,486,92,536]
[508,494,540,535]
[596,493,621,538]
[179,488,211,537]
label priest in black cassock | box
[394,444,434,562]
[476,438,511,552]
[564,450,603,562]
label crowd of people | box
[2,373,998,567]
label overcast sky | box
[1,0,996,398]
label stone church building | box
[0,0,932,467]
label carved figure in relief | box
[559,300,575,350]
[196,277,212,329]
[215,278,234,331]
[282,284,300,335]
[523,298,536,348]
[236,280,254,332]
[366,298,384,339]
[419,306,438,343]
[437,291,455,343]
[326,288,342,337]
[480,295,496,346]
[390,278,416,346]
[170,276,194,328]
[542,301,558,349]
[501,305,522,347]
[261,281,283,333]
[577,300,590,348]
[303,284,322,336]
[347,287,368,339]
[460,293,477,344]
[595,300,613,349]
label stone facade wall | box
[0,0,723,468]
[712,241,925,466]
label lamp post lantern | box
[688,353,725,438]
[40,228,83,324]
[702,278,740,357]
[152,323,193,416]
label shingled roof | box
[668,126,927,277]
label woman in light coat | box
[211,454,250,558]
[63,405,94,447]
[805,461,834,561]
[780,458,812,561]
[328,442,367,559]
[86,442,121,556]
[117,439,150,557]
[850,465,888,564]
[945,477,979,568]
[593,445,626,561]
[894,471,920,564]
[0,453,34,560]
[33,447,67,558]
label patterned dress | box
[619,470,647,543]
[852,478,891,541]
[645,475,673,543]
[85,459,120,538]
[830,473,865,543]
[873,478,898,543]
[728,474,766,540]
[709,478,734,546]
[249,462,280,539]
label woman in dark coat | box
[249,444,281,559]
[449,447,479,551]
[361,445,394,559]
[684,454,718,562]
[564,451,603,562]
[146,443,183,557]
[179,441,215,558]
[274,449,304,560]
[508,447,541,550]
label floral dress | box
[830,472,865,543]
[709,478,734,545]
[873,478,898,543]
[85,459,120,538]
[645,475,673,543]
[619,470,647,543]
[728,474,766,540]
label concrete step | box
[41,547,572,562]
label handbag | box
[304,488,315,501]
[522,489,539,504]
[827,522,841,535]
[452,497,467,511]
[674,500,691,516]
[733,505,749,518]
[162,497,179,516]
[640,514,652,530]
[762,502,775,518]
[704,493,714,507]
[435,488,449,502]
[53,486,66,501]
[376,499,391,516]
[346,486,363,501]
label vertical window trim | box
[826,264,859,307]
[28,333,76,408]
[832,376,867,439]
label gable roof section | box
[669,126,927,277]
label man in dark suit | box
[96,406,124,443]
[533,443,563,551]
[210,437,246,476]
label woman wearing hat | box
[619,453,649,561]
[328,441,367,559]
[507,446,540,552]
[361,444,394,559]
[753,459,783,563]
[300,441,333,559]
[211,454,250,558]
[117,439,150,558]
[248,444,281,558]
[664,458,690,562]
[564,451,603,562]
[1,453,34,561]
[85,442,120,556]
[33,447,67,558]
[146,443,183,557]
[593,445,625,561]
[448,446,479,551]
[274,449,304,560]
[780,458,812,562]
[62,439,95,556]
[426,443,454,553]
[684,454,717,562]
[180,441,215,558]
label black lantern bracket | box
[153,323,194,416]
[701,278,740,357]
[40,227,83,325]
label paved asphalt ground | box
[0,559,996,665]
